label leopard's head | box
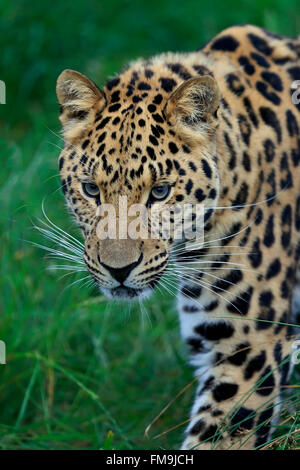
[56,65,220,299]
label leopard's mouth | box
[101,285,153,300]
[85,264,166,300]
[110,286,144,299]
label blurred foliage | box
[1,0,300,130]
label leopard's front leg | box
[177,282,293,450]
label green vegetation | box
[0,0,299,450]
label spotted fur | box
[56,25,300,449]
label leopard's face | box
[57,69,220,299]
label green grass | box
[1,0,300,450]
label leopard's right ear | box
[56,69,106,143]
[164,76,220,141]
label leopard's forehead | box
[103,55,196,103]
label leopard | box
[55,25,300,449]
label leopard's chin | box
[101,285,153,300]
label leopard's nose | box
[99,253,143,283]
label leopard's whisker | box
[34,224,84,256]
[29,241,84,264]
[202,221,255,247]
[170,267,234,290]
[170,266,241,290]
[63,274,92,291]
[174,266,256,274]
[170,264,256,275]
[46,126,99,168]
[170,241,253,255]
[165,267,244,314]
[36,218,83,248]
[170,247,254,257]
[138,298,152,327]
[45,140,65,152]
[170,258,249,268]
[47,256,85,266]
[170,259,249,269]
[170,264,251,277]
[171,245,252,255]
[164,272,228,311]
[81,277,98,290]
[156,275,179,299]
[41,201,84,249]
[56,270,88,282]
[206,190,282,212]
[48,265,87,272]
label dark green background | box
[0,0,299,450]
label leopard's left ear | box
[56,69,106,142]
[164,76,220,138]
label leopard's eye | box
[151,185,170,201]
[82,182,100,198]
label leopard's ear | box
[56,69,106,142]
[164,76,220,139]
